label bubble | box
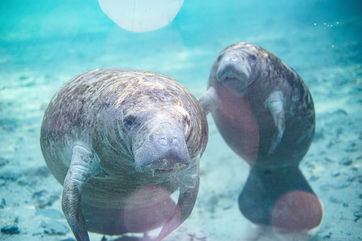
[98,0,184,32]
[271,190,323,232]
[123,185,180,232]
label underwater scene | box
[0,0,361,241]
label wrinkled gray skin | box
[40,69,208,241]
[200,42,315,168]
[200,42,320,229]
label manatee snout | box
[215,53,251,91]
[134,123,190,173]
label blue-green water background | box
[0,0,361,240]
[1,0,361,83]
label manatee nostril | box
[158,137,168,146]
[156,135,180,147]
[170,136,179,145]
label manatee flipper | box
[264,90,285,155]
[238,166,322,231]
[62,145,100,241]
[199,86,218,114]
[155,168,200,241]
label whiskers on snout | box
[143,156,190,176]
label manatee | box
[200,42,322,231]
[40,69,208,241]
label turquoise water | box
[1,0,361,241]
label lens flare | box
[98,0,184,32]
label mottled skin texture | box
[40,69,208,240]
[201,42,322,231]
[208,42,315,167]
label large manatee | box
[40,69,208,241]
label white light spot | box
[98,0,184,32]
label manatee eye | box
[248,54,257,62]
[123,115,137,129]
[217,54,224,62]
[183,115,191,128]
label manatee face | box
[211,42,267,95]
[121,100,192,175]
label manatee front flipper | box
[199,86,218,114]
[264,90,285,155]
[62,145,100,241]
[154,168,200,241]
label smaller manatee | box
[200,42,323,232]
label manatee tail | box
[238,166,323,231]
